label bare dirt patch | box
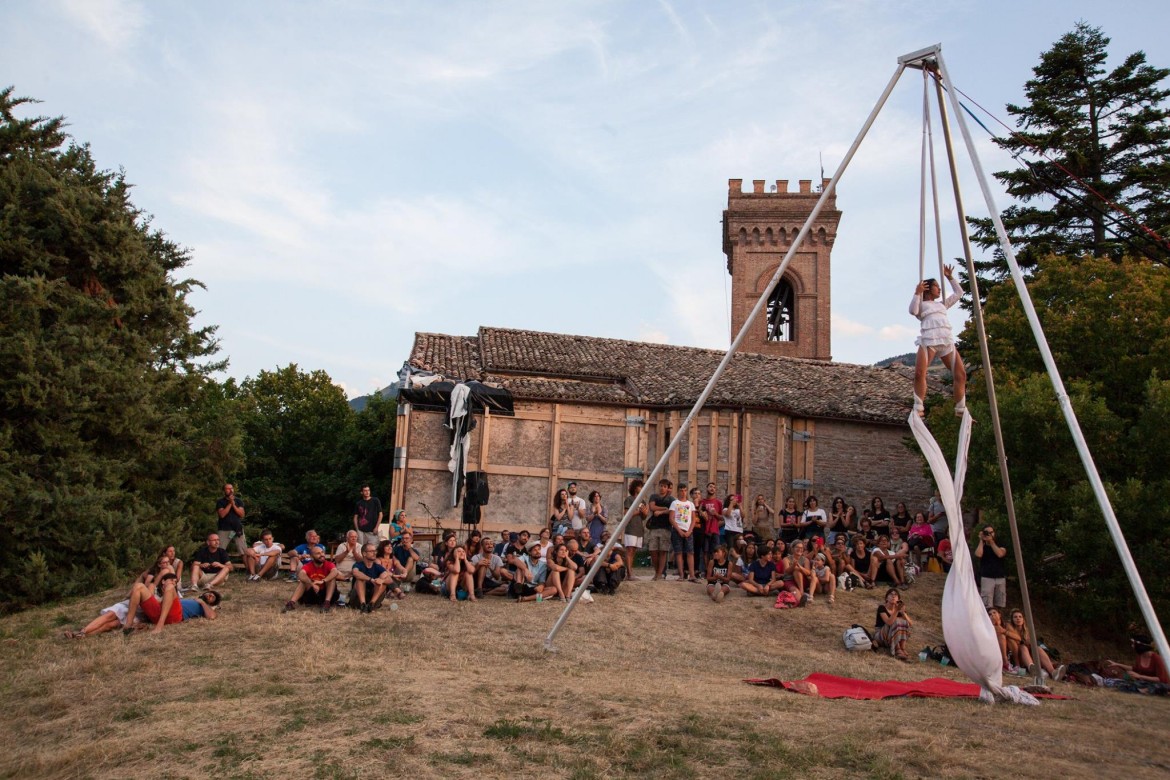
[2,570,1167,779]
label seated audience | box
[810,552,836,604]
[890,502,913,536]
[124,574,219,634]
[827,536,850,578]
[1004,608,1063,679]
[189,532,232,591]
[245,529,285,582]
[289,530,325,582]
[351,543,401,613]
[544,543,577,601]
[845,535,875,589]
[443,545,476,602]
[740,548,783,597]
[592,533,625,594]
[471,537,510,597]
[907,512,936,567]
[873,588,912,660]
[282,546,339,613]
[1105,633,1169,685]
[869,535,905,587]
[706,544,732,602]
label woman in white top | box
[909,264,967,417]
[722,495,744,548]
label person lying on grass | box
[122,573,219,634]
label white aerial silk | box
[448,382,472,507]
[909,409,1038,705]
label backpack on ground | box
[842,624,873,652]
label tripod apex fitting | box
[899,43,941,69]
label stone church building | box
[389,179,932,533]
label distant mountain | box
[875,352,915,368]
[348,384,398,412]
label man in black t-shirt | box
[216,484,247,556]
[353,485,383,547]
[189,532,232,591]
[646,479,674,581]
[975,525,1008,608]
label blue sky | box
[3,1,1166,397]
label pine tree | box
[0,88,240,612]
[970,23,1170,275]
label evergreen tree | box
[970,23,1170,276]
[936,255,1170,633]
[235,365,355,543]
[0,88,240,612]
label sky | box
[3,1,1167,398]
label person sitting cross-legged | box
[809,552,836,604]
[350,543,400,613]
[740,548,784,596]
[282,546,339,613]
[471,537,510,597]
[289,530,326,583]
[244,529,284,582]
[189,532,232,592]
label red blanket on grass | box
[746,673,1070,700]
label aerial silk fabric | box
[909,409,1036,705]
[448,382,472,507]
[745,673,1065,701]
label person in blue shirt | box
[740,549,783,596]
[351,543,399,613]
[289,529,326,582]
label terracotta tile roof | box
[408,326,925,425]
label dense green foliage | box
[935,256,1170,633]
[0,89,242,612]
[231,366,396,545]
[969,23,1170,277]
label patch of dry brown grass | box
[1,570,1168,779]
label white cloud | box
[58,0,144,49]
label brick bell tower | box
[722,178,841,361]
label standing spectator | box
[622,480,648,580]
[646,479,674,581]
[890,502,913,536]
[689,487,708,577]
[669,483,697,582]
[975,524,1008,608]
[799,496,827,542]
[566,482,588,535]
[698,483,724,564]
[928,488,948,544]
[282,546,339,613]
[216,483,247,556]
[752,495,775,542]
[870,496,891,534]
[587,490,607,542]
[777,496,801,544]
[245,529,285,582]
[549,488,570,537]
[353,485,383,547]
[827,497,850,544]
[722,494,744,548]
[189,532,232,591]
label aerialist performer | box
[909,263,967,418]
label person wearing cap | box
[592,532,625,594]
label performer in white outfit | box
[909,263,967,417]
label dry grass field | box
[1,567,1167,780]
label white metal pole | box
[544,61,911,650]
[935,49,1170,666]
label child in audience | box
[810,552,836,604]
[706,545,732,603]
